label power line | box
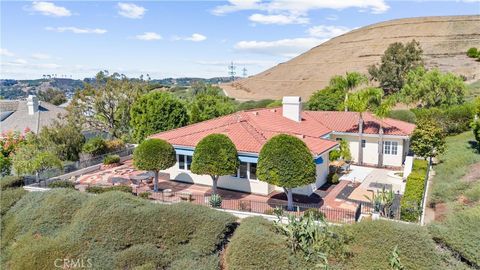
[228,61,236,81]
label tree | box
[346,87,383,165]
[38,119,85,161]
[374,95,395,167]
[369,40,423,95]
[410,119,446,161]
[12,143,62,182]
[133,139,176,192]
[307,86,345,111]
[191,134,239,194]
[38,88,67,106]
[69,71,148,139]
[130,91,189,142]
[329,72,368,111]
[401,67,466,108]
[189,93,237,123]
[257,134,316,210]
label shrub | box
[0,155,12,176]
[0,176,24,190]
[341,220,443,270]
[2,191,236,270]
[85,185,132,194]
[429,205,480,267]
[209,194,222,208]
[304,208,325,221]
[387,110,416,123]
[0,188,27,216]
[105,139,125,152]
[467,47,478,58]
[412,103,475,135]
[139,192,150,199]
[103,154,120,165]
[82,137,107,156]
[327,173,340,184]
[47,180,75,189]
[400,159,428,222]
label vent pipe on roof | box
[282,96,302,122]
[27,95,39,115]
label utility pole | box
[242,67,247,77]
[228,61,236,81]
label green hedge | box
[1,190,236,270]
[387,109,417,123]
[341,220,444,270]
[47,180,75,189]
[429,205,480,267]
[0,188,27,217]
[0,176,24,190]
[400,159,428,222]
[103,154,120,165]
[85,185,132,194]
[412,103,475,135]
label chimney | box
[282,96,302,122]
[27,95,39,115]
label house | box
[0,95,66,134]
[151,96,415,196]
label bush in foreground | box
[400,159,428,222]
[0,188,27,217]
[0,176,24,190]
[429,205,480,267]
[47,180,75,189]
[85,185,132,194]
[1,190,236,270]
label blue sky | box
[1,0,478,79]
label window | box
[249,163,257,180]
[361,140,366,148]
[186,155,192,170]
[178,154,185,170]
[335,138,342,141]
[178,155,192,171]
[384,141,398,155]
[239,162,248,179]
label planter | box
[372,212,380,220]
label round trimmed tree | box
[133,139,176,192]
[257,134,316,210]
[191,134,239,194]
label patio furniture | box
[163,189,173,197]
[179,192,192,201]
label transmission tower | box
[228,61,236,81]
[242,67,247,77]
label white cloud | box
[31,53,51,60]
[249,13,309,25]
[234,38,324,57]
[307,25,352,38]
[325,14,338,21]
[135,32,162,41]
[0,48,14,57]
[117,2,146,19]
[174,33,207,42]
[13,59,28,65]
[31,1,71,17]
[212,0,389,20]
[45,26,107,34]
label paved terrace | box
[75,160,358,223]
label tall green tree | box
[369,40,423,95]
[257,134,316,210]
[346,87,383,165]
[189,93,237,123]
[191,134,239,194]
[38,88,67,106]
[401,67,467,108]
[12,143,62,182]
[329,72,368,112]
[133,139,176,192]
[69,71,148,139]
[374,95,395,167]
[130,91,189,142]
[307,86,345,111]
[38,119,85,161]
[410,119,446,162]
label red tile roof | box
[151,108,414,156]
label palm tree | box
[374,96,396,167]
[330,72,368,111]
[346,87,383,165]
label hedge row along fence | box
[400,159,428,222]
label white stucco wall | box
[330,134,406,167]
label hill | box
[221,15,480,100]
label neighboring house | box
[0,95,66,134]
[151,96,415,196]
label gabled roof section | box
[305,111,415,136]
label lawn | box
[429,131,480,208]
[1,189,236,270]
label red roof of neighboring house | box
[151,108,415,156]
